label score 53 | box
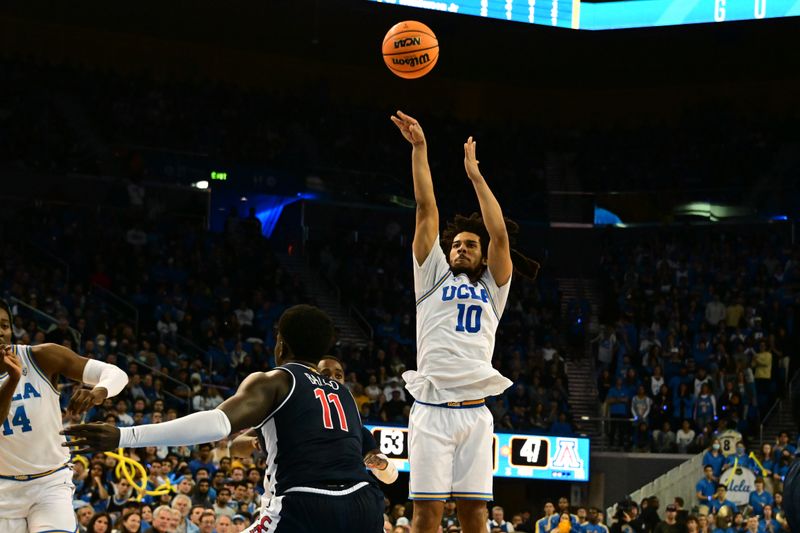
[375,427,409,459]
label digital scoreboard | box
[366,425,590,481]
[368,0,800,30]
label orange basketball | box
[382,21,439,79]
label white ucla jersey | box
[0,344,70,476]
[403,241,513,403]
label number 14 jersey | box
[403,241,513,404]
[0,345,69,476]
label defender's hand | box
[464,136,482,182]
[67,387,108,416]
[390,111,426,146]
[61,422,121,454]
[364,452,388,471]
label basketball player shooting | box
[62,305,385,533]
[0,299,129,533]
[390,111,538,533]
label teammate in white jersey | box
[0,300,128,533]
[390,111,539,533]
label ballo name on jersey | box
[442,284,489,303]
[10,382,41,401]
[303,372,340,390]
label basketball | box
[382,21,439,79]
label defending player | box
[0,299,128,533]
[63,305,385,533]
[229,355,399,485]
[390,111,538,533]
[228,354,399,520]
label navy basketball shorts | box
[246,481,385,533]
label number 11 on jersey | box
[313,388,349,431]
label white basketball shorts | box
[408,402,494,501]
[0,466,76,533]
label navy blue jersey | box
[256,362,372,496]
[362,427,378,455]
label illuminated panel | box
[366,425,590,481]
[368,0,578,29]
[580,0,800,30]
[368,0,800,30]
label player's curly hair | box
[440,212,540,280]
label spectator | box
[188,444,216,476]
[752,341,773,414]
[632,422,652,452]
[112,512,142,533]
[489,505,516,532]
[87,513,112,533]
[703,440,726,478]
[694,384,716,430]
[197,511,216,533]
[144,506,172,533]
[745,517,760,533]
[653,504,683,533]
[772,492,784,515]
[215,515,234,533]
[170,494,197,533]
[696,465,717,505]
[705,295,727,327]
[632,385,653,423]
[675,421,696,453]
[723,442,755,472]
[608,378,632,448]
[212,488,236,518]
[749,477,773,517]
[652,422,677,453]
[673,385,695,430]
[536,502,557,533]
[759,505,780,533]
[709,485,737,516]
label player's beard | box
[450,262,484,282]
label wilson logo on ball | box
[392,54,431,68]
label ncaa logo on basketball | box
[394,37,421,48]
[552,438,584,470]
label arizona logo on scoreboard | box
[552,438,586,480]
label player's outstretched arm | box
[31,343,128,415]
[390,110,439,264]
[463,136,512,286]
[62,370,291,454]
[0,346,22,425]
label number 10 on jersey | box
[456,304,482,333]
